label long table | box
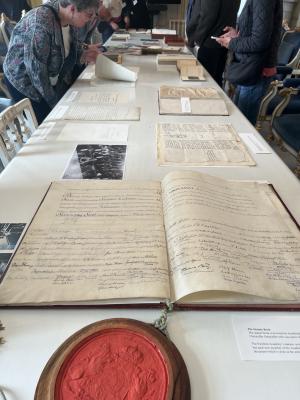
[0,52,300,399]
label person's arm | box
[192,0,221,47]
[229,0,276,54]
[24,23,59,108]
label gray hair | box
[59,0,99,11]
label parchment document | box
[159,86,229,116]
[162,171,300,303]
[157,123,255,166]
[64,104,140,121]
[0,181,169,305]
[66,91,130,105]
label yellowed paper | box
[56,123,129,143]
[156,123,255,166]
[68,91,130,105]
[180,65,205,81]
[162,171,300,303]
[64,103,140,121]
[0,181,170,305]
[157,54,196,65]
[176,59,198,71]
[159,86,228,115]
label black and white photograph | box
[63,144,127,180]
[0,253,12,281]
[0,223,26,251]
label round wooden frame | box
[35,318,190,400]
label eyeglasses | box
[82,9,97,19]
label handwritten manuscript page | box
[156,123,255,166]
[65,91,131,105]
[0,181,170,305]
[63,104,140,121]
[162,171,300,303]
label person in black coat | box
[217,0,283,125]
[120,0,151,30]
[0,0,31,22]
[186,0,240,86]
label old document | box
[0,181,170,305]
[56,123,129,143]
[65,91,131,105]
[64,103,140,121]
[158,86,229,115]
[162,171,300,303]
[157,123,255,166]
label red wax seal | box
[35,318,190,400]
[56,328,168,399]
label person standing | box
[120,0,151,30]
[216,0,283,125]
[3,0,99,124]
[186,0,240,87]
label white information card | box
[232,316,300,361]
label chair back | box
[0,13,17,47]
[278,31,300,68]
[0,98,38,166]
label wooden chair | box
[0,98,38,166]
[0,13,16,47]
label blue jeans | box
[234,77,273,126]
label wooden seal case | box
[35,318,191,399]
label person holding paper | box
[3,0,99,124]
[186,0,240,87]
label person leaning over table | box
[3,0,100,125]
[216,0,283,126]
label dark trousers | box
[197,46,228,87]
[3,76,51,125]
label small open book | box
[1,171,299,309]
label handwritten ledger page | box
[162,171,300,303]
[1,172,300,306]
[0,181,170,305]
[158,86,229,116]
[157,123,255,166]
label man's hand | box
[220,26,239,38]
[82,44,103,64]
[215,26,239,48]
[215,36,232,48]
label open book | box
[1,171,300,309]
